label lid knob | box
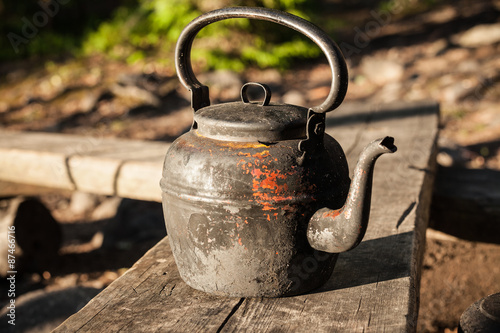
[241,82,272,106]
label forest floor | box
[1,0,500,332]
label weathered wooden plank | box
[0,147,75,190]
[0,131,168,201]
[55,101,439,332]
[68,143,165,197]
[431,166,500,243]
[116,158,164,202]
[54,236,243,332]
[220,101,438,332]
[68,156,122,195]
[0,181,64,197]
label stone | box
[413,57,448,76]
[49,87,101,115]
[441,81,472,104]
[373,81,402,103]
[456,59,480,73]
[69,191,98,215]
[110,84,161,107]
[117,72,177,97]
[452,23,500,48]
[443,48,471,63]
[429,39,448,56]
[282,90,306,106]
[198,70,243,101]
[90,197,122,221]
[436,137,478,167]
[360,56,404,86]
[246,68,282,85]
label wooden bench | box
[0,127,168,275]
[52,101,439,332]
[0,130,167,202]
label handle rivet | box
[314,123,325,136]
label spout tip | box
[379,136,397,153]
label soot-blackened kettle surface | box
[161,7,396,297]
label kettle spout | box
[307,137,397,253]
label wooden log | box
[430,166,500,243]
[0,181,64,197]
[0,131,167,202]
[0,197,61,276]
[116,159,163,202]
[55,101,439,332]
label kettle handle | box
[176,7,348,113]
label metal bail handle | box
[175,7,348,112]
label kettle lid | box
[193,82,308,142]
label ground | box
[1,0,500,332]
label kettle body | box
[162,132,349,296]
[160,7,396,297]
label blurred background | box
[0,0,500,332]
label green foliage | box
[0,0,129,61]
[0,0,326,71]
[82,1,201,57]
[241,38,321,68]
[81,0,321,70]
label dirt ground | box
[1,0,500,332]
[419,232,500,332]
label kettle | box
[161,7,397,297]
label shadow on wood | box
[313,231,413,293]
[327,101,438,127]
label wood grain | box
[0,131,168,201]
[55,100,438,332]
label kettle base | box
[169,234,339,298]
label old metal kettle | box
[161,7,397,297]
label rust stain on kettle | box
[237,149,297,211]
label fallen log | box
[430,166,500,244]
